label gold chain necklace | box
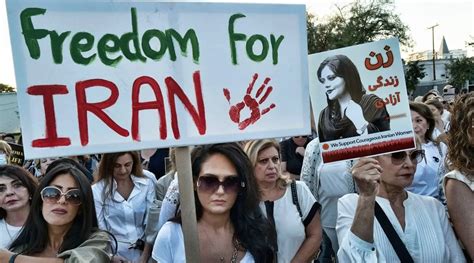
[219,238,239,263]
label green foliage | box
[307,0,412,54]
[0,83,15,93]
[404,60,426,93]
[446,57,474,89]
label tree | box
[307,0,413,54]
[446,56,474,91]
[404,60,426,93]
[0,83,15,93]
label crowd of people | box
[0,89,472,263]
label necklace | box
[203,225,240,263]
[219,239,239,263]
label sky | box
[1,0,472,87]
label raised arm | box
[336,158,382,263]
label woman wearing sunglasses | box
[0,163,113,262]
[406,102,448,201]
[444,93,474,260]
[336,147,465,262]
[0,165,38,248]
[153,143,276,262]
[93,151,156,263]
[244,139,322,262]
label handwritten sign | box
[6,1,310,159]
[308,38,415,163]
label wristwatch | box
[356,123,368,135]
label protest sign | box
[309,38,415,163]
[8,143,24,166]
[6,1,309,159]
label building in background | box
[406,37,471,96]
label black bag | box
[374,201,414,263]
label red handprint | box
[223,73,276,130]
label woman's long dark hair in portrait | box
[174,143,276,262]
[9,163,99,255]
[317,54,365,118]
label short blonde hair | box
[244,139,290,189]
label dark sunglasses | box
[197,176,245,194]
[40,186,82,206]
[390,150,425,165]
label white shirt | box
[336,192,465,263]
[406,141,447,200]
[259,181,318,263]
[157,177,180,232]
[0,219,22,248]
[440,110,451,125]
[92,175,156,262]
[153,222,255,263]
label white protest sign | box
[7,1,309,159]
[309,38,415,163]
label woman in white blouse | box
[336,146,465,262]
[0,165,37,248]
[92,151,155,262]
[245,139,322,262]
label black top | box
[318,94,390,142]
[280,138,310,175]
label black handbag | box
[374,201,414,263]
[291,180,335,263]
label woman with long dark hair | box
[0,165,38,248]
[0,163,112,262]
[316,55,390,142]
[407,102,447,201]
[153,143,276,262]
[93,151,155,262]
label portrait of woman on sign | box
[316,54,390,142]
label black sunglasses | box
[40,186,82,206]
[390,150,425,165]
[197,176,245,194]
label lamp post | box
[427,24,439,81]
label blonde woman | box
[444,93,474,260]
[0,141,12,165]
[244,139,322,262]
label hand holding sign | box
[223,73,276,130]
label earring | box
[29,196,32,200]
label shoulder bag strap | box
[374,201,414,263]
[291,180,303,218]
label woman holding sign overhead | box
[336,139,465,262]
[316,55,390,142]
